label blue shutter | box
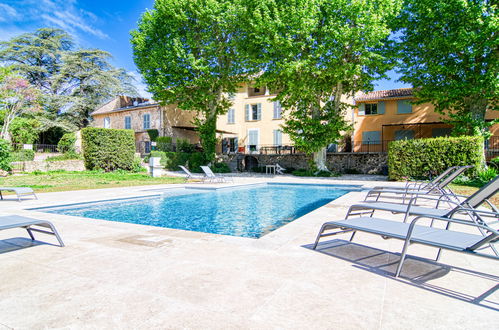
[234,137,238,151]
[245,104,250,121]
[362,131,381,144]
[257,103,262,120]
[397,100,412,114]
[395,130,414,140]
[377,101,385,114]
[358,103,365,116]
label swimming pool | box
[37,183,358,238]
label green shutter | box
[358,103,365,116]
[245,104,250,121]
[378,101,385,114]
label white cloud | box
[0,0,108,39]
[0,4,18,22]
[129,71,153,99]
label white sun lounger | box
[200,166,233,183]
[0,215,64,247]
[179,165,207,182]
[0,187,37,202]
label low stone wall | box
[221,152,387,175]
[12,160,86,173]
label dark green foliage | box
[147,129,159,142]
[177,138,195,153]
[291,169,340,177]
[211,162,230,173]
[156,136,174,152]
[145,151,168,167]
[164,152,190,171]
[11,149,35,161]
[81,127,136,172]
[9,117,41,145]
[187,152,207,173]
[57,132,77,153]
[0,139,12,171]
[388,136,485,180]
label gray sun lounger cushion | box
[0,187,37,202]
[0,215,64,246]
[351,201,450,218]
[313,215,498,277]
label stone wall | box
[221,152,387,175]
[12,160,86,173]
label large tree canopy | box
[244,0,401,169]
[131,0,256,160]
[393,0,498,137]
[0,28,137,129]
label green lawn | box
[0,171,185,193]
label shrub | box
[388,136,484,180]
[165,152,191,170]
[188,152,207,173]
[57,132,77,153]
[131,157,147,173]
[0,139,11,171]
[9,117,40,145]
[81,127,136,171]
[211,162,230,173]
[177,138,195,153]
[146,129,159,141]
[11,149,35,161]
[145,151,168,167]
[156,136,174,152]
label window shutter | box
[273,101,281,119]
[222,138,228,153]
[257,103,262,120]
[245,104,250,121]
[358,103,365,116]
[397,100,412,114]
[378,101,385,114]
[234,137,238,150]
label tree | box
[0,67,40,140]
[393,0,498,137]
[244,0,401,170]
[0,28,137,128]
[131,0,255,161]
[9,117,41,145]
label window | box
[248,129,259,152]
[397,100,412,114]
[362,131,381,144]
[104,117,110,128]
[432,128,452,137]
[222,137,238,153]
[245,103,261,121]
[365,103,378,115]
[144,141,151,153]
[227,108,235,124]
[254,87,260,93]
[273,130,282,146]
[143,114,150,130]
[273,101,282,119]
[394,129,414,140]
[124,116,132,129]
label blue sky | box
[0,0,410,97]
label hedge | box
[0,139,11,172]
[81,127,136,171]
[388,136,484,180]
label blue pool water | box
[38,183,356,238]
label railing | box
[485,136,499,160]
[352,140,392,153]
[258,145,299,155]
[11,143,60,153]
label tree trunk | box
[313,147,328,171]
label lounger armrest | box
[410,215,499,235]
[452,208,499,218]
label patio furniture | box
[275,163,286,175]
[312,213,498,277]
[0,215,64,247]
[200,166,233,183]
[178,165,207,182]
[0,187,37,202]
[265,164,276,175]
[365,165,473,202]
[346,175,499,256]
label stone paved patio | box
[0,176,497,329]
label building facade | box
[353,88,499,154]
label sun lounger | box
[275,163,286,175]
[200,166,233,183]
[0,215,64,247]
[365,166,473,202]
[179,165,207,182]
[312,213,498,277]
[0,187,37,202]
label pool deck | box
[0,175,497,329]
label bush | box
[388,136,484,180]
[45,151,81,162]
[131,157,147,173]
[11,149,35,161]
[211,162,230,173]
[146,129,159,141]
[0,139,11,171]
[291,169,339,177]
[165,152,190,170]
[81,127,136,171]
[177,138,195,153]
[9,117,40,145]
[145,151,168,167]
[57,132,77,153]
[156,136,174,152]
[188,152,207,173]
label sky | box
[0,0,410,98]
